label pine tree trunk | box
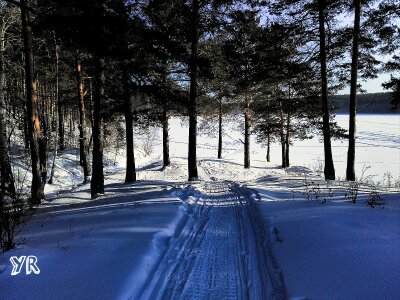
[244,94,251,169]
[123,65,136,183]
[266,130,270,162]
[162,101,170,168]
[0,30,16,199]
[318,0,335,180]
[76,55,91,183]
[58,99,65,150]
[218,97,222,159]
[48,38,59,184]
[90,56,105,198]
[48,110,58,184]
[188,0,199,181]
[68,109,73,142]
[279,103,286,168]
[40,83,48,194]
[161,61,170,168]
[21,0,44,205]
[346,0,361,181]
[285,112,290,167]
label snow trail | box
[136,181,287,300]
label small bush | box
[345,181,359,203]
[367,189,385,209]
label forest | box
[0,0,399,252]
[333,92,398,113]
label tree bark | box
[48,38,59,184]
[218,97,223,159]
[162,100,170,168]
[0,29,16,199]
[161,60,170,168]
[76,55,91,183]
[21,0,45,205]
[346,0,361,181]
[123,64,136,183]
[318,0,335,180]
[285,112,290,167]
[90,56,105,198]
[188,0,199,180]
[279,103,286,168]
[244,94,251,169]
[57,97,65,150]
[266,130,270,162]
[285,83,291,167]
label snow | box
[0,184,183,300]
[0,114,399,299]
[257,191,400,299]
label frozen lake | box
[294,114,400,183]
[151,114,399,184]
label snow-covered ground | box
[0,114,399,299]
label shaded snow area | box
[255,186,400,299]
[0,114,399,299]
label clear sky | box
[338,73,392,95]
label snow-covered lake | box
[158,114,399,184]
[281,114,400,182]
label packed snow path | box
[136,182,287,299]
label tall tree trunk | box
[244,94,251,169]
[58,98,64,150]
[266,130,270,162]
[285,112,290,167]
[90,56,105,198]
[346,0,361,181]
[0,30,16,199]
[318,0,335,180]
[48,109,58,184]
[21,0,45,205]
[123,64,136,183]
[162,100,170,168]
[40,84,48,191]
[188,0,199,181]
[285,83,291,167]
[218,97,222,159]
[161,61,170,168]
[76,55,91,183]
[279,104,286,168]
[48,36,59,184]
[68,108,73,142]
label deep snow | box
[0,114,399,299]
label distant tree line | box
[333,92,399,114]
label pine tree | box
[21,0,47,204]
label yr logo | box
[10,256,40,276]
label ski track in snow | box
[135,181,287,300]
